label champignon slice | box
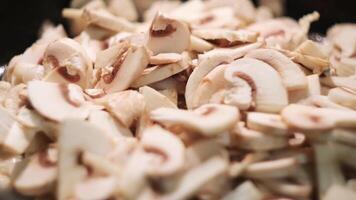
[95,42,149,93]
[247,112,288,136]
[107,0,138,21]
[151,104,239,136]
[189,35,214,53]
[324,185,356,200]
[245,48,307,90]
[185,42,263,109]
[331,128,356,146]
[131,52,190,88]
[281,104,356,132]
[11,63,44,84]
[233,122,288,151]
[302,95,352,111]
[260,179,312,199]
[222,181,263,200]
[224,58,288,113]
[139,86,177,111]
[14,148,57,196]
[289,74,321,103]
[82,8,136,32]
[146,13,190,55]
[192,29,258,47]
[74,176,116,200]
[27,81,90,122]
[42,38,92,88]
[327,23,356,57]
[244,157,299,179]
[141,125,185,176]
[321,76,356,92]
[58,119,115,200]
[328,87,356,110]
[95,90,145,127]
[149,53,183,65]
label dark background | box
[0,0,355,64]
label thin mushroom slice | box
[185,42,263,109]
[222,181,263,200]
[224,58,288,113]
[331,128,356,147]
[141,125,185,176]
[328,87,356,110]
[139,86,177,111]
[327,23,356,58]
[302,95,352,111]
[247,112,289,136]
[95,42,150,93]
[289,74,321,103]
[82,8,136,32]
[244,157,299,179]
[281,104,356,132]
[146,13,190,55]
[233,122,288,151]
[107,0,138,21]
[149,53,183,65]
[74,176,116,200]
[189,35,214,53]
[42,38,92,88]
[192,29,258,47]
[27,81,90,122]
[324,185,356,200]
[321,76,356,92]
[13,148,57,196]
[58,119,115,200]
[131,52,190,88]
[245,48,307,90]
[260,179,312,199]
[151,104,239,136]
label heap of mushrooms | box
[1,0,356,199]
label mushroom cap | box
[27,81,90,122]
[224,58,288,113]
[245,48,308,90]
[146,13,191,55]
[151,104,239,136]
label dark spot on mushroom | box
[309,114,321,123]
[151,24,177,37]
[44,55,60,69]
[38,150,57,167]
[103,47,129,84]
[199,15,214,25]
[233,71,257,110]
[57,67,81,83]
[208,39,244,48]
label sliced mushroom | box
[141,125,185,176]
[189,35,214,53]
[158,88,178,106]
[74,176,117,200]
[324,185,356,200]
[82,8,136,32]
[327,23,356,58]
[95,90,145,127]
[146,13,190,55]
[321,76,356,92]
[149,53,183,65]
[151,104,239,136]
[246,112,288,136]
[11,63,45,85]
[281,104,356,132]
[224,58,288,113]
[328,87,356,110]
[185,42,263,109]
[14,148,57,196]
[233,122,288,151]
[260,179,312,199]
[143,0,181,22]
[245,48,307,90]
[95,42,150,93]
[3,83,27,115]
[131,52,190,88]
[139,86,177,111]
[27,81,90,121]
[331,128,356,146]
[58,119,115,200]
[42,38,92,88]
[222,181,263,200]
[302,95,352,111]
[289,74,321,103]
[107,0,138,21]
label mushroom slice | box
[185,42,263,109]
[14,148,57,196]
[245,48,307,90]
[324,185,356,200]
[224,58,288,113]
[222,181,263,200]
[151,104,239,136]
[95,42,149,93]
[146,13,190,55]
[302,95,352,111]
[141,125,185,176]
[139,86,177,111]
[189,35,214,53]
[328,87,356,110]
[11,63,45,84]
[95,90,145,128]
[74,176,116,200]
[58,119,115,200]
[27,81,90,122]
[233,122,288,151]
[260,179,312,199]
[149,53,183,65]
[107,0,138,21]
[327,23,356,57]
[82,8,136,32]
[192,29,258,47]
[331,128,356,146]
[321,76,356,92]
[281,104,356,132]
[244,157,299,179]
[42,38,92,88]
[247,112,288,136]
[131,52,190,88]
[161,156,228,200]
[158,88,178,106]
[289,74,321,103]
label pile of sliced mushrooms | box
[1,0,356,199]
